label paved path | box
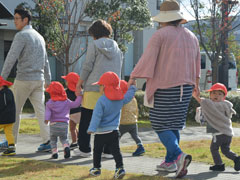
[1,114,240,179]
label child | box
[0,76,16,156]
[61,72,81,150]
[45,81,82,159]
[87,71,137,179]
[193,83,240,171]
[119,80,145,156]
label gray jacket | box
[80,38,123,92]
[1,25,51,84]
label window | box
[156,0,162,10]
[201,54,206,69]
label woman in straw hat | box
[128,0,201,178]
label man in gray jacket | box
[0,8,51,152]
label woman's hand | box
[127,78,136,88]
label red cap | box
[206,83,228,98]
[46,81,67,101]
[0,76,13,87]
[61,72,80,91]
[120,80,128,94]
[92,71,124,100]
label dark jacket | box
[0,87,16,124]
[66,89,81,114]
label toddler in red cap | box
[61,72,81,150]
[87,72,137,179]
[45,81,82,159]
[0,76,16,156]
[193,83,240,172]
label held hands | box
[44,120,49,125]
[127,78,136,88]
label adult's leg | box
[156,130,182,163]
[29,80,49,143]
[12,80,31,144]
[78,107,93,153]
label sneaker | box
[73,149,92,158]
[89,167,101,176]
[0,140,8,150]
[209,164,225,171]
[234,156,240,171]
[102,153,113,159]
[37,140,51,152]
[132,145,145,156]
[156,161,177,172]
[2,145,16,156]
[69,143,78,150]
[51,153,58,159]
[175,152,192,178]
[114,168,125,179]
[64,147,71,159]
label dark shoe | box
[89,167,101,176]
[51,153,58,159]
[37,140,51,152]
[234,157,240,171]
[132,144,145,156]
[114,167,125,179]
[209,164,225,171]
[69,143,78,150]
[2,145,16,156]
[64,147,71,159]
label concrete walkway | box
[1,114,240,179]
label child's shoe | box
[2,145,16,156]
[89,167,101,176]
[0,140,8,150]
[156,161,177,172]
[132,144,145,156]
[234,157,240,171]
[64,147,71,159]
[69,143,78,150]
[209,164,225,171]
[114,167,125,179]
[51,153,58,159]
[37,140,51,152]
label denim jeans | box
[156,130,182,163]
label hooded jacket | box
[80,38,123,92]
[0,87,16,124]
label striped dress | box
[149,85,193,132]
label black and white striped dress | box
[149,85,193,132]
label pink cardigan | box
[131,26,201,103]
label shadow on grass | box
[186,171,239,180]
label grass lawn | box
[0,157,168,180]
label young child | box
[193,83,240,171]
[87,71,137,179]
[0,76,16,156]
[61,72,81,150]
[45,81,82,159]
[119,80,145,156]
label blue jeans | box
[156,130,182,163]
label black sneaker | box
[89,167,101,176]
[234,156,240,171]
[2,145,16,156]
[114,167,125,179]
[64,147,71,159]
[209,164,225,171]
[69,143,78,150]
[51,153,58,159]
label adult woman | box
[128,0,200,178]
[75,19,123,157]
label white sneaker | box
[102,153,113,159]
[175,153,192,178]
[73,149,92,158]
[156,161,177,172]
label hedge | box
[135,91,240,123]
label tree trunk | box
[65,49,69,75]
[212,57,218,84]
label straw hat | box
[92,71,124,100]
[152,0,187,24]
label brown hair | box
[88,19,112,39]
[167,19,182,27]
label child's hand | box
[75,87,83,96]
[44,120,49,125]
[127,78,136,88]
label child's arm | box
[45,103,51,125]
[123,85,137,105]
[87,99,104,134]
[69,96,82,109]
[192,89,202,103]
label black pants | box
[77,107,93,153]
[93,130,123,169]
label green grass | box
[19,118,40,134]
[0,157,168,180]
[121,138,240,167]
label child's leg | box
[108,130,123,169]
[119,125,128,138]
[49,124,59,152]
[58,123,69,147]
[219,134,238,160]
[3,124,15,145]
[128,124,142,145]
[210,135,223,165]
[69,120,78,143]
[94,134,105,168]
